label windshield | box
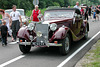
[5,10,24,16]
[44,10,74,21]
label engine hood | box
[42,18,72,24]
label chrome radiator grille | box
[36,24,48,43]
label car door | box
[75,14,83,36]
[72,11,82,36]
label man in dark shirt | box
[85,6,89,21]
[0,20,8,46]
[89,6,92,19]
[96,6,99,21]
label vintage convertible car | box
[17,8,89,55]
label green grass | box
[82,40,100,67]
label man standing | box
[30,5,41,22]
[96,6,99,21]
[10,5,22,41]
[88,6,92,19]
[84,6,89,21]
[74,2,81,10]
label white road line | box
[1,31,100,67]
[57,31,100,67]
[0,55,25,67]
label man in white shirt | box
[10,5,22,41]
[74,2,81,10]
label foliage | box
[0,0,100,10]
[0,0,100,18]
[0,15,2,19]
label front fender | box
[49,27,69,42]
[17,26,30,41]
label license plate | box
[33,42,45,46]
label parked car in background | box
[17,8,89,55]
[5,9,29,25]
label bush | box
[26,10,32,17]
[53,2,60,6]
[0,15,2,19]
[39,1,46,9]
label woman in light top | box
[0,9,14,41]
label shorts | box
[93,16,96,19]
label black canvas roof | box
[46,8,78,11]
[45,8,81,14]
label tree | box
[0,0,100,10]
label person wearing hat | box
[0,9,14,41]
[10,5,22,41]
[30,5,41,22]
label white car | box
[5,9,29,25]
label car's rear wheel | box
[59,34,71,55]
[19,38,31,54]
[83,26,88,40]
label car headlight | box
[36,31,42,37]
[50,23,57,31]
[27,23,34,31]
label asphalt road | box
[0,18,100,67]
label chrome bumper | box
[18,42,62,47]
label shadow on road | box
[23,37,92,58]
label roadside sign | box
[33,0,39,5]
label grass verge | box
[75,40,100,67]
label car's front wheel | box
[19,38,31,54]
[59,34,71,55]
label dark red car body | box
[17,8,89,55]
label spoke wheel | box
[59,34,71,55]
[83,27,88,40]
